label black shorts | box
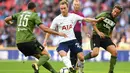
[74,31,82,46]
[17,40,44,56]
[91,34,115,50]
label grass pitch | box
[0,60,129,73]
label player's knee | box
[111,50,117,56]
[59,50,67,57]
[46,55,50,59]
[92,52,99,57]
[40,50,51,59]
[41,52,50,57]
[33,54,40,59]
[79,56,84,61]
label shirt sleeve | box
[34,13,42,26]
[73,13,84,21]
[95,12,107,19]
[81,13,86,26]
[50,18,57,30]
[12,13,19,20]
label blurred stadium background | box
[0,0,130,73]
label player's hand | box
[97,17,105,22]
[86,33,91,38]
[58,32,67,38]
[92,22,97,25]
[9,21,13,24]
[6,21,13,25]
[97,31,105,38]
[43,40,47,47]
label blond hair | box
[60,0,69,7]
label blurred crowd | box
[0,0,130,49]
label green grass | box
[0,60,129,73]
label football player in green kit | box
[4,2,67,73]
[84,4,122,73]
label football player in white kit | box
[43,1,103,73]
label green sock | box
[109,56,117,71]
[85,52,93,60]
[42,62,57,73]
[37,55,49,67]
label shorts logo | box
[94,43,96,47]
[39,46,43,50]
[75,43,81,48]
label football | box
[59,67,69,73]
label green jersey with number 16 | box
[93,12,117,37]
[12,10,42,43]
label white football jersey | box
[50,13,84,43]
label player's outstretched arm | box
[83,17,104,23]
[4,16,13,24]
[39,24,67,37]
[83,18,97,22]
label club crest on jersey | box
[62,24,72,30]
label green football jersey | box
[93,12,117,37]
[12,10,42,43]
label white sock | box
[78,61,84,73]
[62,56,72,68]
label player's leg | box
[101,37,117,73]
[107,45,117,73]
[32,41,57,73]
[33,49,49,67]
[84,35,100,60]
[17,41,39,73]
[70,53,77,68]
[57,42,74,72]
[77,52,84,73]
[59,50,74,71]
[103,38,117,73]
[70,31,82,68]
[85,47,100,59]
[33,52,57,73]
[71,40,84,73]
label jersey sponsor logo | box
[62,24,72,30]
[18,28,27,31]
[103,23,111,31]
[103,18,115,27]
[103,18,115,32]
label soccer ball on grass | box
[59,67,69,73]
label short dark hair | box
[28,2,36,9]
[113,4,123,12]
[60,0,69,7]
